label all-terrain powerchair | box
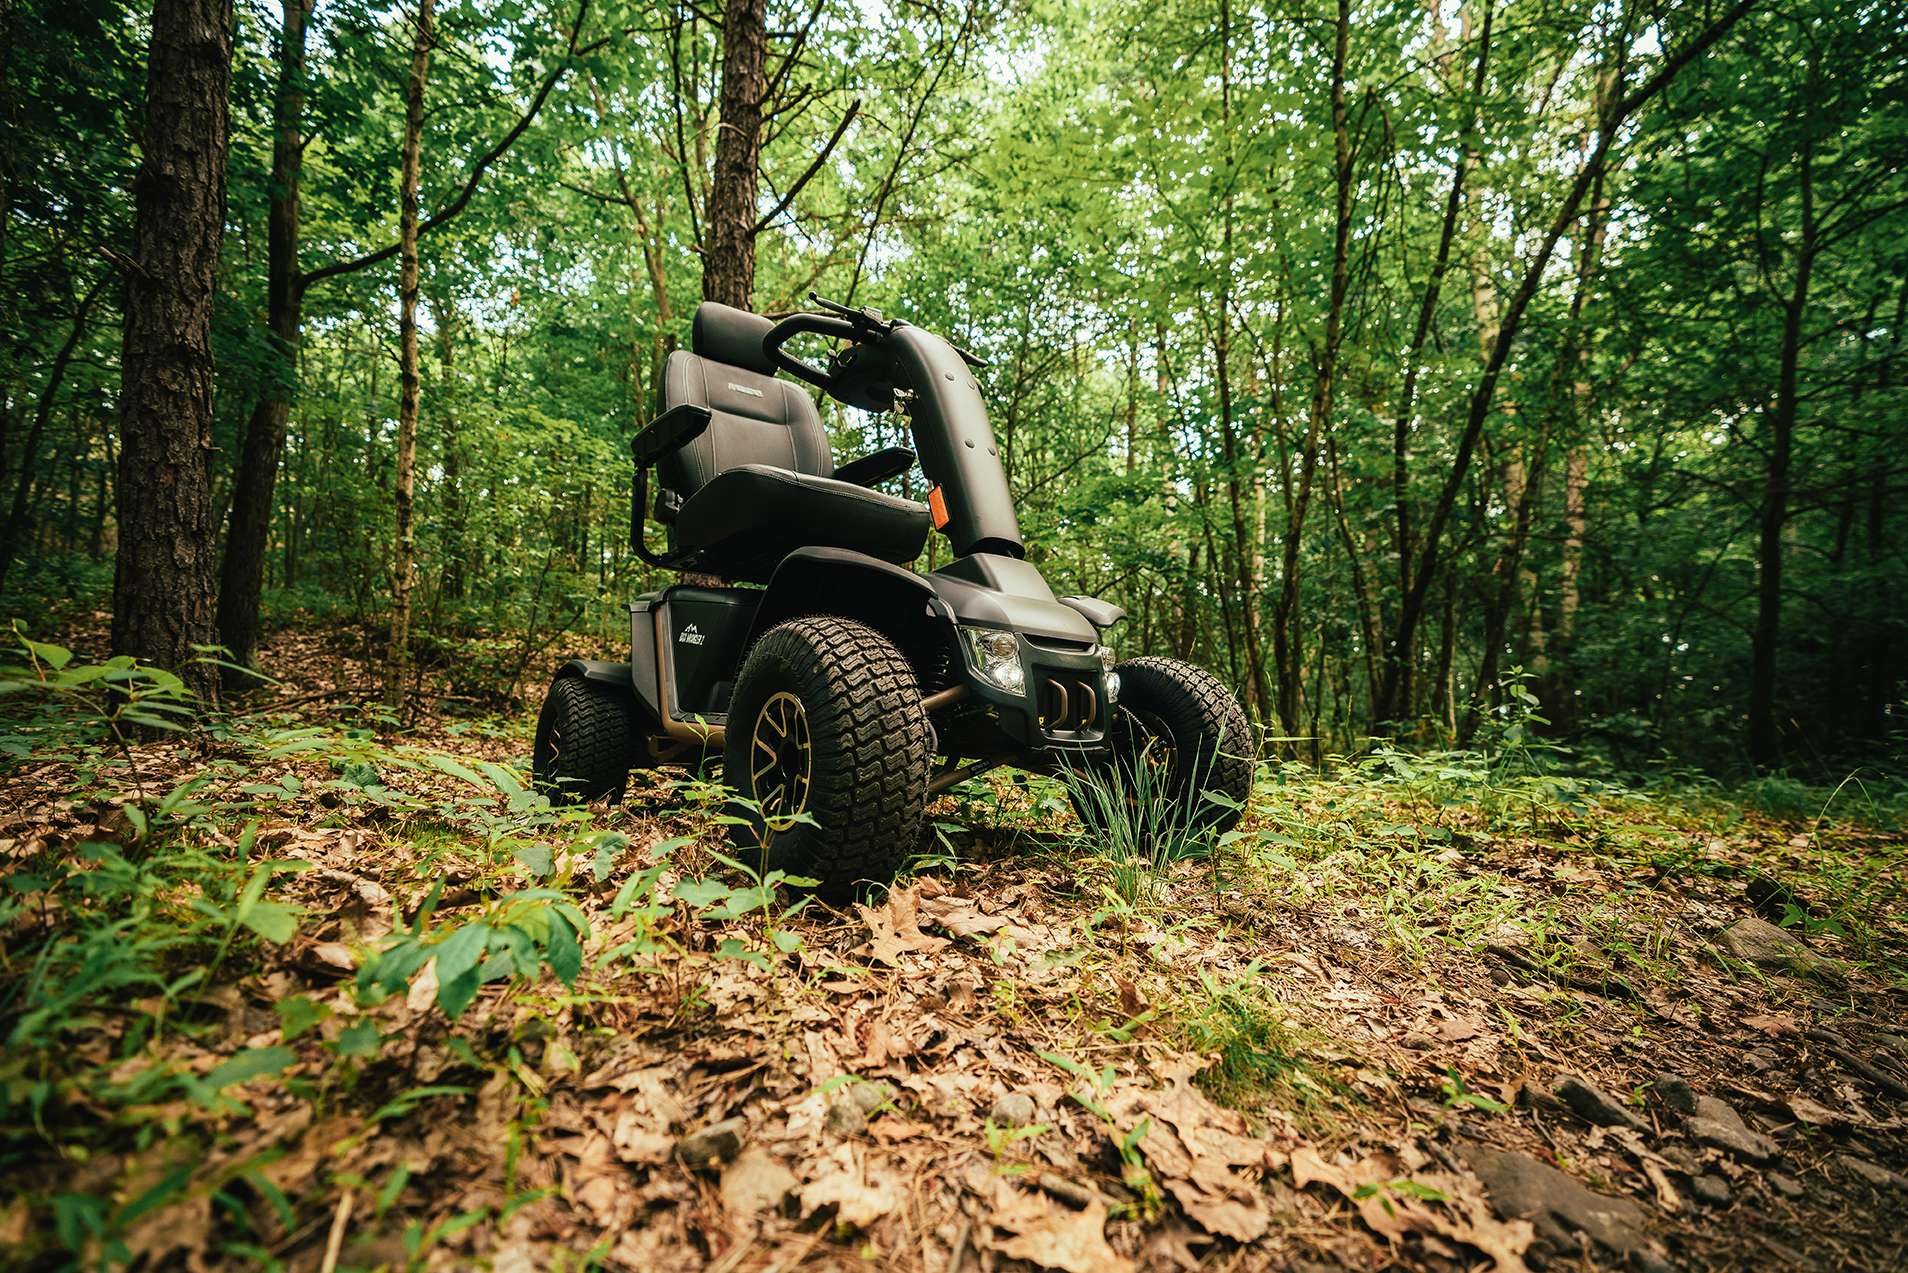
[532,297,1254,890]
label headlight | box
[960,626,1025,696]
[1095,645,1116,671]
[1105,671,1121,705]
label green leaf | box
[240,900,299,944]
[277,995,330,1043]
[545,911,582,984]
[335,1019,382,1058]
[714,937,769,969]
[673,877,732,910]
[205,1046,296,1091]
[476,760,525,797]
[433,923,492,1018]
[589,832,629,882]
[426,753,490,789]
[514,844,554,878]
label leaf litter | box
[2,621,1908,1268]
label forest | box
[3,0,1908,1269]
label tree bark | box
[111,0,232,705]
[385,0,434,709]
[216,0,309,680]
[703,0,767,307]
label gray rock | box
[1653,1076,1697,1115]
[1555,1075,1649,1133]
[825,1080,893,1136]
[1717,916,1841,976]
[1685,1094,1778,1163]
[676,1117,746,1167]
[1688,1174,1731,1207]
[1839,1154,1908,1190]
[1462,1143,1662,1265]
[1769,1172,1805,1199]
[989,1091,1037,1127]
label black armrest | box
[831,446,915,488]
[1059,595,1127,630]
[630,402,712,467]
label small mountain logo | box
[678,623,706,647]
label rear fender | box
[554,660,658,730]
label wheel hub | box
[750,691,812,832]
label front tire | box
[532,673,635,804]
[1072,656,1254,835]
[723,617,931,895]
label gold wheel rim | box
[750,690,812,833]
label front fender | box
[747,548,954,686]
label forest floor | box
[3,620,1907,1272]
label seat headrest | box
[691,302,776,376]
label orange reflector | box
[928,486,950,530]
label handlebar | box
[762,312,861,389]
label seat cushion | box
[675,464,931,583]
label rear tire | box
[532,673,635,804]
[724,616,931,896]
[1071,656,1254,835]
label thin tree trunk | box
[217,0,309,679]
[1749,138,1813,767]
[434,295,464,604]
[703,0,767,307]
[1214,0,1275,725]
[385,0,434,709]
[1271,0,1351,741]
[1392,0,1493,608]
[112,0,232,705]
[0,278,101,593]
[1373,0,1756,723]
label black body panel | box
[883,325,1024,558]
[929,554,1098,645]
[660,586,759,722]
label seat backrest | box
[657,303,830,506]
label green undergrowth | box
[2,632,1901,1263]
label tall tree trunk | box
[703,0,767,307]
[1749,138,1813,767]
[112,0,232,705]
[1271,0,1351,741]
[216,0,309,680]
[1373,0,1755,724]
[385,0,434,709]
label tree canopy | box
[1,0,1903,771]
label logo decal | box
[678,622,706,647]
[726,382,765,398]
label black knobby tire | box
[723,616,931,894]
[1074,656,1254,835]
[532,673,635,805]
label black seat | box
[653,303,929,583]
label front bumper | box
[959,629,1116,755]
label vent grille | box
[1039,672,1099,732]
